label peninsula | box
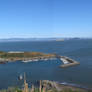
[0,51,80,68]
[0,51,56,64]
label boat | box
[22,60,33,63]
[60,58,69,64]
[33,59,39,61]
[44,58,49,61]
[18,75,23,80]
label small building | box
[8,51,24,53]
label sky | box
[0,0,92,38]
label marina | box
[21,55,80,68]
[0,40,91,89]
[0,51,80,68]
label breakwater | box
[55,55,80,68]
[59,56,80,68]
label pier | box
[56,55,80,68]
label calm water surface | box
[0,39,92,89]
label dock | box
[56,55,80,68]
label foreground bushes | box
[0,87,22,92]
[0,87,92,92]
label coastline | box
[0,80,91,92]
[0,56,56,64]
[0,51,56,64]
[41,80,92,92]
[0,51,80,67]
[58,81,92,90]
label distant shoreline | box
[0,37,92,42]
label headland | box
[0,51,56,64]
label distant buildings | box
[8,51,24,53]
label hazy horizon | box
[0,37,91,40]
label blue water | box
[0,39,92,89]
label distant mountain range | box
[0,38,91,42]
[0,38,63,42]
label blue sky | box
[0,0,92,38]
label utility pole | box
[23,73,29,92]
[31,85,34,92]
[42,83,46,92]
[39,80,42,92]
